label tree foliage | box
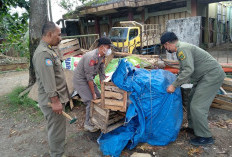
[0,0,29,57]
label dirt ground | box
[0,45,232,157]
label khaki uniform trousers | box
[187,67,225,137]
[40,102,66,157]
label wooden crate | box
[90,99,125,133]
[58,39,82,60]
[101,81,127,112]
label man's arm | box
[167,50,194,93]
[84,57,97,99]
[88,81,96,99]
[35,52,62,114]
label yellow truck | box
[108,21,161,54]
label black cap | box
[160,32,178,45]
[97,37,112,47]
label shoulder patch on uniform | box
[178,51,186,61]
[89,60,96,66]
[45,59,53,66]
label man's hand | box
[167,85,176,93]
[51,101,62,114]
[50,96,62,114]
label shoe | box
[190,136,214,146]
[84,124,99,132]
[180,127,194,134]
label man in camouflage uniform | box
[33,22,69,157]
[73,37,112,132]
[160,32,225,146]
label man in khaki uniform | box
[160,32,225,146]
[33,22,69,157]
[73,37,112,132]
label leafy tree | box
[0,0,29,57]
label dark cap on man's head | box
[97,37,112,47]
[160,32,178,45]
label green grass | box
[1,86,43,122]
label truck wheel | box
[132,48,139,54]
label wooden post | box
[95,17,100,36]
[128,8,134,21]
[101,82,105,108]
[191,0,197,17]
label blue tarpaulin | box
[98,59,183,157]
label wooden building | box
[63,0,232,48]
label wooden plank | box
[61,49,87,60]
[211,103,232,111]
[104,120,124,133]
[59,39,79,49]
[168,13,175,20]
[59,45,80,55]
[104,105,125,111]
[213,98,232,106]
[104,82,115,86]
[174,13,180,19]
[108,115,124,125]
[222,84,232,92]
[93,104,107,117]
[154,16,158,24]
[104,106,110,131]
[122,91,127,112]
[180,12,186,18]
[92,99,101,104]
[91,116,106,129]
[101,82,105,108]
[105,99,124,107]
[216,94,232,100]
[60,39,76,44]
[105,86,123,93]
[105,91,123,100]
[223,77,232,86]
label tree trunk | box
[29,0,48,87]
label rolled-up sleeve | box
[34,51,58,97]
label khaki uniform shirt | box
[172,41,221,87]
[33,40,69,105]
[73,48,105,87]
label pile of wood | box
[101,82,127,112]
[90,99,125,133]
[211,77,232,111]
[90,81,128,133]
[57,38,87,60]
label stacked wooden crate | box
[211,77,232,111]
[90,81,127,133]
[58,38,83,60]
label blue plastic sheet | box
[98,59,183,157]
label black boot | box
[190,136,214,146]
